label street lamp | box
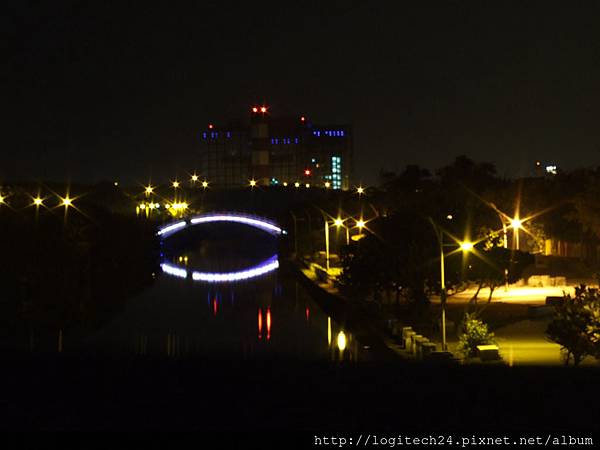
[172,180,180,189]
[191,174,199,183]
[201,180,209,189]
[249,179,257,188]
[510,217,522,250]
[431,218,474,352]
[333,217,350,245]
[356,186,365,196]
[61,196,73,207]
[145,185,154,196]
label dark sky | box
[5,2,600,185]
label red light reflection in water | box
[258,308,263,339]
[266,308,272,341]
[305,307,310,322]
[213,298,218,316]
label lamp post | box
[333,217,349,245]
[324,220,330,271]
[510,218,522,250]
[430,218,473,352]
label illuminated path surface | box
[447,319,597,366]
[432,286,577,305]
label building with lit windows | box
[199,106,353,189]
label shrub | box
[457,313,497,358]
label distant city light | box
[283,182,288,187]
[356,186,365,195]
[252,106,258,113]
[300,116,305,122]
[172,181,180,188]
[201,180,209,188]
[191,174,199,182]
[249,179,257,187]
[305,183,310,188]
[446,214,453,220]
[208,124,214,129]
[260,106,267,113]
[61,196,73,207]
[113,181,119,186]
[304,169,311,176]
[33,197,44,206]
[294,182,300,188]
[324,181,331,188]
[0,194,5,204]
[546,165,558,175]
[145,185,154,195]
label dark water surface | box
[85,224,363,361]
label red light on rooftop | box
[252,106,258,113]
[300,116,305,122]
[304,169,311,176]
[208,124,214,129]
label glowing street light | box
[249,179,257,188]
[191,174,199,182]
[460,241,474,252]
[333,217,350,245]
[356,186,365,195]
[510,218,522,230]
[172,180,180,189]
[145,185,154,195]
[355,219,366,229]
[324,181,331,189]
[201,180,209,189]
[33,197,44,207]
[0,194,6,205]
[294,182,300,188]
[61,196,73,207]
[430,219,475,351]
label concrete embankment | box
[280,258,402,362]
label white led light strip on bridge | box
[157,214,283,238]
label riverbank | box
[283,258,404,362]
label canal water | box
[84,222,362,361]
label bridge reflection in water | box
[86,212,363,362]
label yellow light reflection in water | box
[337,331,347,352]
[327,317,332,346]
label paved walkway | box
[433,285,576,305]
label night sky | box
[6,2,600,185]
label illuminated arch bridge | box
[157,212,286,283]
